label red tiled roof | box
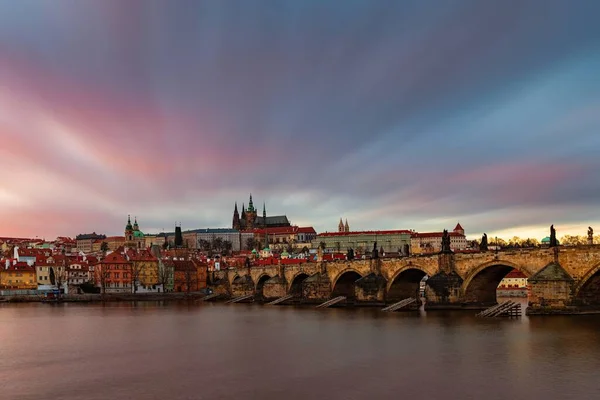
[297,227,316,234]
[102,251,130,264]
[5,262,35,272]
[454,223,464,231]
[318,230,412,237]
[126,249,157,262]
[505,270,527,279]
[412,232,465,238]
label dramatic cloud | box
[1,0,599,240]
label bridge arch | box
[288,272,310,296]
[386,266,429,303]
[331,269,363,300]
[255,274,272,300]
[573,262,600,306]
[461,260,532,305]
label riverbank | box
[0,292,209,303]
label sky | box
[1,0,600,241]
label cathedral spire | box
[338,218,344,232]
[344,219,350,232]
[248,193,255,212]
[233,202,240,229]
[263,202,267,228]
[126,215,133,231]
[133,216,139,231]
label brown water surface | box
[1,301,599,399]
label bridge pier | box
[231,275,255,298]
[302,273,333,304]
[425,271,464,309]
[262,276,288,301]
[354,273,387,305]
[526,262,576,315]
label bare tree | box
[96,262,111,299]
[211,237,224,255]
[246,237,256,251]
[223,240,233,256]
[130,261,142,294]
[156,260,173,293]
[184,262,197,295]
[50,262,68,301]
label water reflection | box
[1,302,600,400]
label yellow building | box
[126,249,160,292]
[0,262,37,289]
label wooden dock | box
[200,293,220,302]
[315,296,346,309]
[266,295,294,305]
[225,294,254,304]
[476,301,522,318]
[382,297,416,312]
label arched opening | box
[290,273,309,297]
[255,275,271,301]
[331,271,362,300]
[387,268,427,303]
[463,265,527,305]
[575,267,600,308]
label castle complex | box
[232,194,291,231]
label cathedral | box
[232,194,291,231]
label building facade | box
[410,223,468,254]
[76,233,106,253]
[314,230,412,255]
[96,249,132,293]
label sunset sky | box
[1,1,600,240]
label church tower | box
[262,203,267,228]
[345,219,350,232]
[246,194,257,229]
[125,215,134,247]
[232,202,240,230]
[338,218,344,232]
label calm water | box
[1,301,600,400]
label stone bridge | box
[210,245,600,314]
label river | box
[1,301,599,400]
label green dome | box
[541,237,550,243]
[134,230,144,238]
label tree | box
[100,242,109,253]
[223,240,233,256]
[183,263,197,296]
[560,235,585,246]
[50,259,68,301]
[508,236,522,248]
[319,242,327,250]
[246,237,255,251]
[156,260,173,293]
[95,259,111,299]
[130,262,142,294]
[211,237,224,255]
[198,239,211,253]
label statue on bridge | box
[371,241,379,259]
[550,225,558,247]
[441,230,452,254]
[480,233,488,251]
[347,248,355,260]
[589,227,594,245]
